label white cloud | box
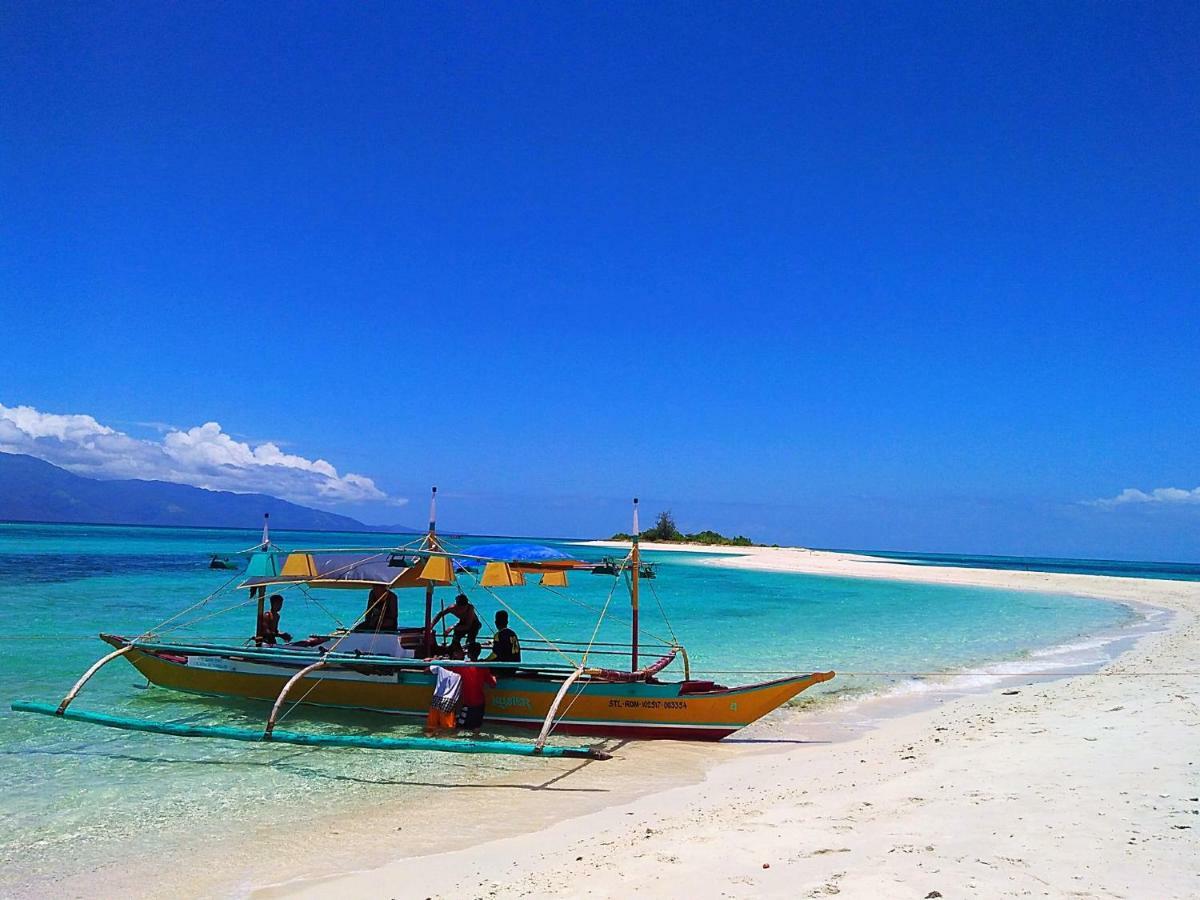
[1089,486,1200,507]
[0,402,399,507]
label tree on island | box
[644,510,682,541]
[609,510,755,547]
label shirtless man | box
[430,594,482,654]
[256,594,292,645]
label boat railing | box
[123,637,689,680]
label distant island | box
[610,510,758,547]
[0,452,419,533]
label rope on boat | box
[452,569,579,667]
[580,555,628,668]
[163,549,396,639]
[435,534,565,659]
[135,567,246,640]
[537,584,676,646]
[529,562,633,744]
[272,610,375,727]
[159,591,260,635]
[646,578,679,645]
[295,583,346,629]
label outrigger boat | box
[13,494,834,759]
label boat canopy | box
[240,551,431,590]
[239,544,599,591]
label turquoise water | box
[855,548,1200,581]
[0,523,1140,893]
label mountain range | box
[0,452,415,533]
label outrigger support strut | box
[265,659,328,739]
[534,666,586,753]
[56,645,133,715]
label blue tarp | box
[457,543,576,563]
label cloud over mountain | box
[0,403,394,507]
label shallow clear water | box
[853,548,1200,581]
[0,523,1139,892]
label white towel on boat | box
[430,665,462,711]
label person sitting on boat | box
[487,609,522,663]
[455,642,497,733]
[256,594,292,646]
[425,664,461,734]
[357,586,399,632]
[430,594,481,654]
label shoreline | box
[261,548,1200,899]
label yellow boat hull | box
[104,637,834,740]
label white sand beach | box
[265,547,1200,899]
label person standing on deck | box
[430,594,481,654]
[488,609,522,662]
[425,664,461,734]
[456,642,497,732]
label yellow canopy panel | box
[539,570,569,587]
[481,562,527,587]
[417,555,454,585]
[279,553,318,579]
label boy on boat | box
[426,664,461,734]
[488,610,522,662]
[255,595,292,646]
[456,642,497,732]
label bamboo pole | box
[533,666,586,752]
[264,659,328,738]
[56,645,133,715]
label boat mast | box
[631,497,640,671]
[254,512,270,631]
[423,486,437,657]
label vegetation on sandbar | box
[609,510,756,547]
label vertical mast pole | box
[631,497,640,672]
[423,487,438,657]
[255,512,270,637]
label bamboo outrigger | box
[11,494,834,757]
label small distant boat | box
[13,493,834,758]
[208,555,239,570]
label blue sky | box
[2,3,1197,559]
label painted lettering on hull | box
[609,699,688,710]
[491,695,532,710]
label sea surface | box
[855,548,1200,581]
[0,523,1149,893]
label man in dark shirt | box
[489,609,521,663]
[358,586,399,632]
